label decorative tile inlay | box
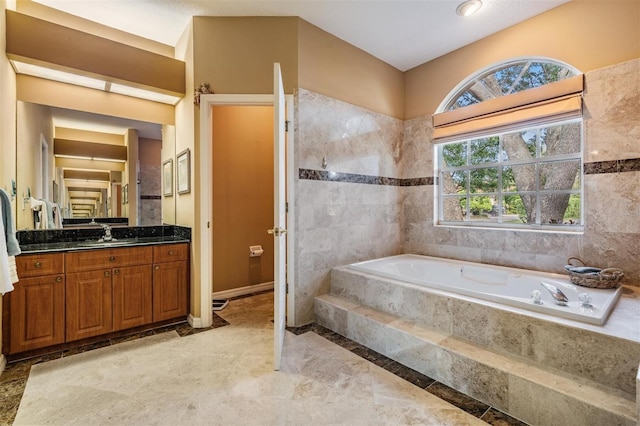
[299,168,433,186]
[481,407,529,426]
[425,381,491,419]
[584,158,640,174]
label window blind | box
[432,74,583,143]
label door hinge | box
[285,202,289,213]
[285,120,290,132]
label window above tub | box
[433,59,584,233]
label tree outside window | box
[436,60,582,231]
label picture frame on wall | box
[163,158,173,196]
[177,148,191,194]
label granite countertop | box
[18,235,191,254]
[16,225,192,255]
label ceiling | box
[34,0,570,72]
[31,0,569,137]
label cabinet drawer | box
[66,246,153,273]
[16,253,64,277]
[153,243,188,263]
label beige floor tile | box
[14,292,486,426]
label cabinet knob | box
[168,250,175,256]
[109,256,115,261]
[154,265,160,270]
[55,276,62,282]
[114,269,120,275]
[34,262,41,269]
[104,271,111,277]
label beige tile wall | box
[294,89,404,324]
[295,58,639,325]
[402,58,640,285]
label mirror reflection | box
[16,101,175,229]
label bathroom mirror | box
[15,101,176,230]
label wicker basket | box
[565,257,624,289]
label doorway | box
[198,94,295,328]
[211,105,274,296]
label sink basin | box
[77,239,136,248]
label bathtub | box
[348,254,622,325]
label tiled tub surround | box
[293,59,640,329]
[401,58,640,286]
[294,88,406,324]
[315,266,640,426]
[348,254,623,326]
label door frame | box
[198,94,295,328]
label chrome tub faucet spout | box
[540,281,569,306]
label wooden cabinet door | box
[66,270,113,341]
[113,265,153,331]
[9,274,65,354]
[152,260,188,322]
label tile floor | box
[1,291,527,425]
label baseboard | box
[212,281,274,300]
[187,313,203,328]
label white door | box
[270,63,287,371]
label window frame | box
[435,117,584,233]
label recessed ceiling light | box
[456,0,483,17]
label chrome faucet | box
[100,224,113,242]
[540,281,569,306]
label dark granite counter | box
[16,225,191,254]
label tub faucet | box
[540,281,569,306]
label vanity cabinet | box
[3,242,189,356]
[65,247,153,341]
[152,244,189,322]
[7,253,65,353]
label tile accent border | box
[299,168,433,186]
[286,323,529,426]
[584,158,640,174]
[300,158,639,188]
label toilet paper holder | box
[249,245,264,257]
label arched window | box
[433,58,584,232]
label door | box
[152,260,188,322]
[270,63,287,371]
[9,274,65,353]
[66,270,113,341]
[113,265,153,331]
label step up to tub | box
[315,293,637,426]
[329,266,640,397]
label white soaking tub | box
[348,254,622,325]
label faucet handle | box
[530,290,543,305]
[578,293,593,308]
